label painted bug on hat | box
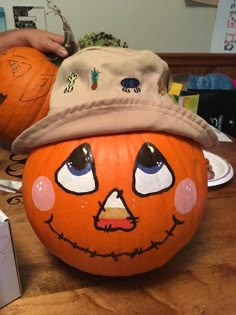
[121,78,141,93]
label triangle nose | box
[94,189,138,232]
[102,190,127,217]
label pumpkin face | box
[0,47,58,142]
[22,132,207,276]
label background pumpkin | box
[22,131,208,276]
[0,47,58,143]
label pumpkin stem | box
[46,0,71,31]
[46,0,76,57]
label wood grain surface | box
[0,140,236,315]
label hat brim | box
[12,97,218,153]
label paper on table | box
[210,126,233,142]
[0,210,22,308]
[0,179,22,193]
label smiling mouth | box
[44,214,184,262]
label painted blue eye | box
[66,161,92,176]
[56,143,98,195]
[133,142,175,196]
[136,161,164,174]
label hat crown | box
[49,46,170,114]
[12,46,218,153]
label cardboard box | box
[0,210,21,308]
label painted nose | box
[94,189,139,232]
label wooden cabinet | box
[159,53,236,77]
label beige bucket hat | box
[12,46,218,153]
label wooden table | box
[0,140,236,315]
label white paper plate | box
[203,150,234,187]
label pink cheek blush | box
[32,176,55,211]
[174,178,197,214]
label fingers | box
[49,32,78,55]
[43,32,78,57]
[48,32,65,45]
[33,32,68,57]
[47,41,69,57]
[23,29,76,57]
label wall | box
[0,0,217,52]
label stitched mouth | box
[44,214,184,261]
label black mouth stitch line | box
[44,214,184,261]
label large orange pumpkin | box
[0,47,58,142]
[22,131,207,276]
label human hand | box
[23,29,72,57]
[0,28,78,56]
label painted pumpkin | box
[0,47,58,143]
[22,132,207,276]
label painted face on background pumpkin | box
[0,47,58,142]
[22,132,207,276]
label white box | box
[0,210,22,308]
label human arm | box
[0,29,70,57]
